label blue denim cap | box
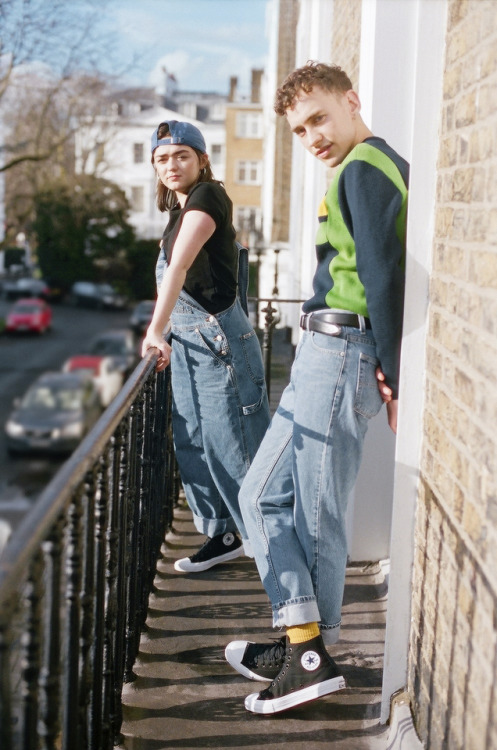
[151,120,206,154]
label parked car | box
[62,355,124,407]
[70,281,127,310]
[129,300,155,335]
[3,277,52,301]
[5,371,102,455]
[5,297,52,334]
[86,328,139,377]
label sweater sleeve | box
[338,160,406,398]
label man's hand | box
[376,367,398,433]
[376,367,393,403]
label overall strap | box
[236,241,249,316]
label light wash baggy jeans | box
[169,289,270,544]
[238,325,384,644]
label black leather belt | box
[300,311,371,336]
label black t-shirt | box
[162,182,237,314]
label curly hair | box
[274,61,352,116]
[152,122,218,212]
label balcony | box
[0,317,391,750]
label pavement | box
[118,327,390,749]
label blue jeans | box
[239,326,384,643]
[170,290,270,542]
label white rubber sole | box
[224,641,273,682]
[244,674,346,714]
[173,545,243,572]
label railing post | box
[261,299,278,401]
[20,550,43,749]
[0,603,14,749]
[62,493,83,750]
[89,454,109,750]
[39,516,63,750]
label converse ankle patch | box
[301,650,321,671]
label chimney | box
[229,76,238,103]
[251,69,263,103]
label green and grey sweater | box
[303,136,409,398]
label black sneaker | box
[244,634,346,714]
[174,532,243,572]
[225,636,287,682]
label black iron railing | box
[0,295,301,750]
[0,350,177,750]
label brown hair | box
[152,122,218,212]
[274,61,352,116]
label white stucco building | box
[75,106,226,241]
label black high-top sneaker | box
[244,634,346,714]
[225,636,287,682]
[174,532,243,572]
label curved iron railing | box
[0,350,177,750]
[0,297,301,750]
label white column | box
[380,0,448,722]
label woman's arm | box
[142,209,216,370]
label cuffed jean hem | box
[321,623,341,645]
[192,512,238,538]
[243,538,254,558]
[271,600,341,644]
[272,599,321,629]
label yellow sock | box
[286,622,320,644]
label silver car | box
[5,371,102,455]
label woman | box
[142,120,270,573]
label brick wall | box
[408,1,497,748]
[330,0,362,88]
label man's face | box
[286,85,362,168]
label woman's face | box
[153,144,207,201]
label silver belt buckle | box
[328,323,341,336]
[300,313,310,331]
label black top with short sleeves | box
[161,182,237,314]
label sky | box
[99,0,270,96]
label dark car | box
[70,281,127,310]
[86,328,139,377]
[5,371,102,455]
[3,277,51,301]
[128,300,155,335]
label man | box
[224,61,409,714]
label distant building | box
[75,91,226,241]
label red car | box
[5,297,53,334]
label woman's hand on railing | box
[142,328,172,372]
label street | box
[0,299,136,536]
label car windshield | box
[21,385,83,411]
[90,339,127,355]
[14,304,39,314]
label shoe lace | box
[250,637,287,668]
[189,537,214,562]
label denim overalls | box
[156,243,270,543]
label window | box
[236,112,263,138]
[210,144,223,165]
[131,186,144,212]
[235,207,262,234]
[235,160,262,185]
[133,143,144,163]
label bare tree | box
[0,0,122,174]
